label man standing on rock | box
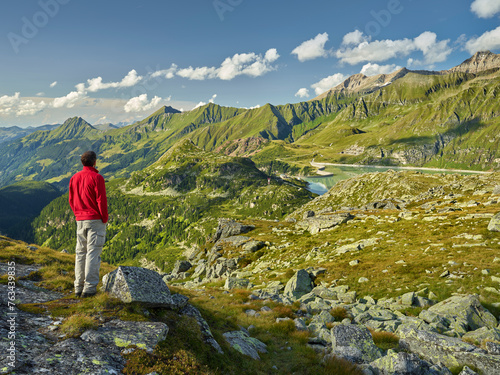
[69,151,108,298]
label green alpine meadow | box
[1,51,500,375]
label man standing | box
[69,151,108,298]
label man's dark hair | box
[81,151,97,167]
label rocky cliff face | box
[447,51,500,74]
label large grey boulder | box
[242,240,265,253]
[330,324,382,364]
[427,294,497,334]
[172,260,192,274]
[284,269,314,300]
[488,212,500,232]
[370,349,445,375]
[224,277,250,290]
[223,330,267,360]
[212,219,254,242]
[398,327,500,375]
[295,213,354,234]
[101,266,174,307]
[462,326,500,345]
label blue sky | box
[0,0,499,127]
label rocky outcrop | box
[223,330,267,360]
[446,51,500,74]
[370,349,445,375]
[330,324,382,363]
[284,269,314,300]
[427,294,497,335]
[101,266,174,308]
[295,212,354,234]
[398,328,500,374]
[488,212,500,232]
[81,319,169,350]
[212,218,255,242]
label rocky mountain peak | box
[159,105,182,114]
[447,50,500,74]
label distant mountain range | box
[0,51,499,191]
[0,124,60,144]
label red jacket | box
[69,166,108,223]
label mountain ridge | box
[314,51,500,100]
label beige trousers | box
[74,219,106,294]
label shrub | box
[369,329,400,350]
[322,355,364,375]
[60,313,98,337]
[330,306,352,321]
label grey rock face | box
[172,260,192,274]
[330,324,382,363]
[398,328,500,375]
[370,349,443,375]
[427,294,497,334]
[212,218,255,242]
[241,240,265,253]
[295,212,354,234]
[223,330,267,360]
[224,277,250,290]
[81,319,168,351]
[15,337,126,375]
[284,269,314,300]
[101,266,174,308]
[488,212,500,232]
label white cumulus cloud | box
[16,100,47,116]
[177,49,279,81]
[0,93,47,116]
[311,73,347,96]
[465,26,500,54]
[342,30,370,46]
[86,70,143,92]
[336,31,452,66]
[292,32,330,62]
[295,88,310,98]
[360,63,401,76]
[177,66,218,80]
[52,83,86,108]
[123,94,166,113]
[471,0,500,18]
[150,64,178,79]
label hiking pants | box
[74,220,106,294]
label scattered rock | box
[284,269,314,300]
[399,328,500,375]
[330,324,382,363]
[488,212,500,232]
[224,277,250,290]
[172,260,192,274]
[223,330,267,360]
[296,213,354,234]
[428,294,497,333]
[101,266,174,308]
[370,349,444,375]
[212,219,255,242]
